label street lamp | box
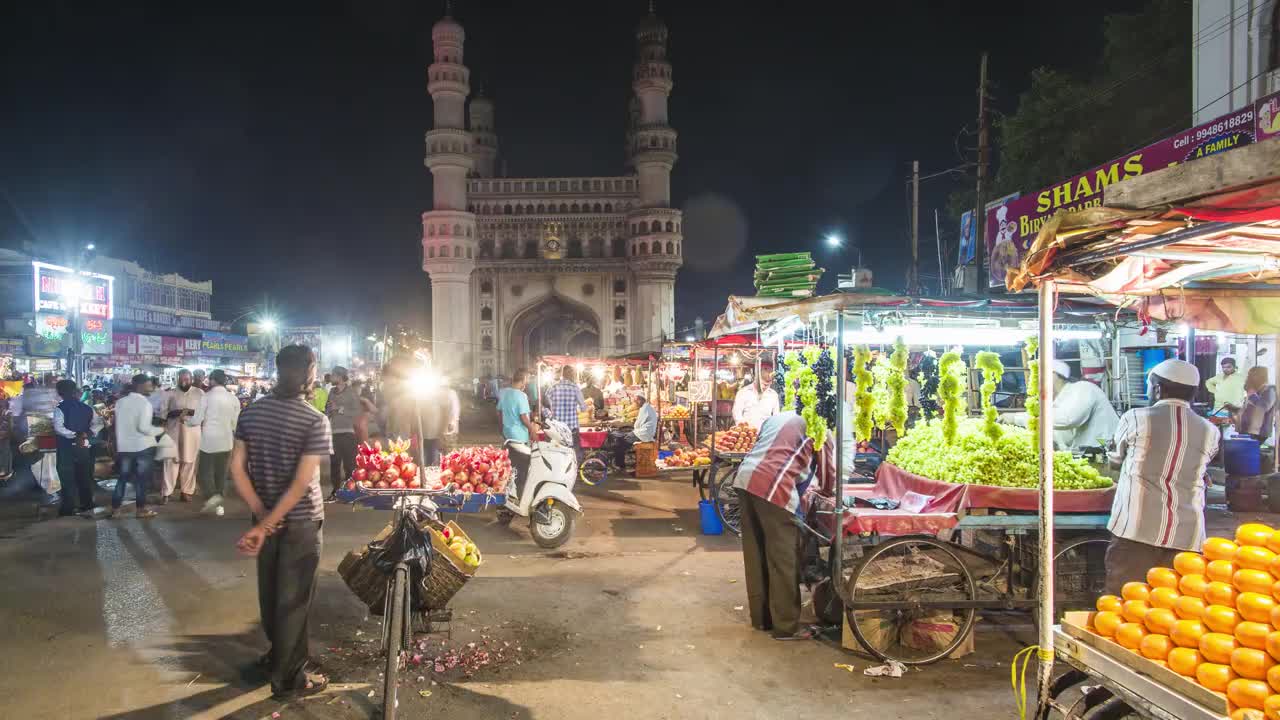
[824,232,862,270]
[260,318,277,333]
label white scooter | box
[499,418,582,548]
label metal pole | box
[974,52,991,296]
[911,160,920,295]
[1035,279,1057,715]
[711,346,719,456]
[832,312,846,596]
[934,208,945,296]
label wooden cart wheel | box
[1030,533,1110,635]
[842,536,978,665]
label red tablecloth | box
[807,492,960,538]
[537,429,607,449]
[870,461,1114,513]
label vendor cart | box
[807,461,1112,664]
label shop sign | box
[117,307,229,332]
[685,380,713,402]
[0,337,25,354]
[202,331,250,355]
[281,326,323,352]
[137,334,163,355]
[30,358,59,372]
[985,89,1280,288]
[32,261,114,354]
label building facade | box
[421,9,682,378]
[1193,0,1280,124]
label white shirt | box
[149,389,167,417]
[187,385,241,453]
[115,392,164,453]
[732,385,780,428]
[633,402,659,442]
[1007,379,1120,451]
[1109,399,1220,550]
[53,404,105,440]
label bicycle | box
[577,432,636,486]
[359,489,454,720]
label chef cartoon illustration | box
[988,204,1020,286]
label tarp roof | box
[1010,141,1280,334]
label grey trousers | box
[1104,534,1181,596]
[737,489,801,636]
[197,450,230,498]
[257,519,323,693]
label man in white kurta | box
[161,369,204,501]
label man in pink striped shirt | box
[732,411,835,639]
[1105,359,1219,593]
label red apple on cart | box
[352,468,368,485]
[401,462,418,479]
[368,470,383,485]
[407,476,422,489]
[383,465,401,482]
[390,478,406,489]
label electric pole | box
[911,160,920,295]
[973,51,991,296]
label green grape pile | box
[974,351,1004,443]
[886,418,1112,490]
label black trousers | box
[738,489,801,636]
[329,433,357,495]
[57,445,94,514]
[612,431,639,469]
[257,519,322,693]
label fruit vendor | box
[1001,360,1118,450]
[731,411,835,640]
[732,370,779,428]
[1105,358,1220,594]
[543,365,586,451]
[610,392,657,470]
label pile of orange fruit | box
[1088,523,1280,718]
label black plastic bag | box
[367,506,435,591]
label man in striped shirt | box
[232,345,333,700]
[731,411,835,639]
[1105,358,1219,593]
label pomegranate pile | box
[346,439,421,490]
[438,446,511,495]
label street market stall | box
[1013,141,1280,719]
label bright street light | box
[85,243,96,251]
[260,318,278,332]
[824,233,842,248]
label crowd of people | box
[0,355,463,517]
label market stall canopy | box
[1010,141,1280,335]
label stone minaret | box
[627,5,681,347]
[469,87,498,178]
[422,13,477,376]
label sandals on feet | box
[272,672,328,700]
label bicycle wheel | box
[713,467,741,536]
[383,565,408,720]
[579,455,608,486]
[843,536,977,665]
[1030,534,1109,634]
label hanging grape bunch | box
[936,350,967,445]
[781,350,800,411]
[853,345,875,442]
[974,351,1005,442]
[772,356,787,401]
[813,346,837,431]
[798,346,827,448]
[885,337,908,435]
[1024,337,1040,436]
[916,350,940,420]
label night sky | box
[1,0,1138,335]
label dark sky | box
[0,0,1138,334]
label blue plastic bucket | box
[1225,436,1262,476]
[698,499,723,535]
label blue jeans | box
[114,447,156,509]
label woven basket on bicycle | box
[338,518,479,614]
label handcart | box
[1044,623,1229,720]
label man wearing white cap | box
[1104,358,1220,593]
[1002,360,1119,451]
